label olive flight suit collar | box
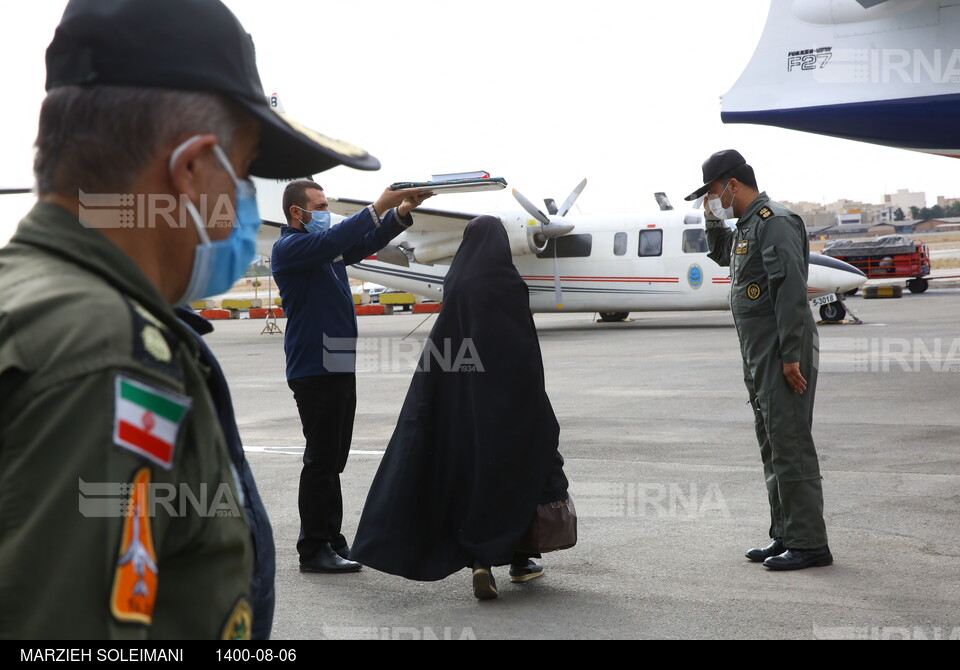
[736,192,772,228]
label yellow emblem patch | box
[111,468,158,625]
[221,597,253,640]
[759,207,773,220]
[747,283,763,300]
[735,239,749,255]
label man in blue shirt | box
[272,181,431,573]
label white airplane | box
[255,181,868,323]
[723,0,960,157]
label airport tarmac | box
[207,287,960,640]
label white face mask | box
[708,182,735,220]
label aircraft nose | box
[809,253,868,293]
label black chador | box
[350,216,568,580]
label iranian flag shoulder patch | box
[113,375,191,470]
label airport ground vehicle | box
[823,235,932,294]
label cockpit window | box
[682,228,708,253]
[639,229,662,257]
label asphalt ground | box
[207,286,960,640]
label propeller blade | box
[557,178,587,217]
[512,189,550,225]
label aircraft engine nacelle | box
[505,226,549,257]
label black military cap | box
[684,149,748,201]
[45,0,380,179]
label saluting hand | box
[783,362,807,394]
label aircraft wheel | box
[907,278,929,294]
[819,301,846,322]
[599,312,629,323]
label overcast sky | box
[2,0,958,244]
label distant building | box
[796,212,837,231]
[787,191,960,237]
[873,206,895,223]
[836,208,862,227]
[868,223,896,236]
[782,200,826,216]
[884,189,927,213]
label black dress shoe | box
[745,538,786,562]
[763,545,833,571]
[300,543,362,573]
[472,563,498,600]
[509,559,544,583]
[332,544,351,560]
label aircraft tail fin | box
[721,0,960,153]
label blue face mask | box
[299,207,331,234]
[170,136,262,305]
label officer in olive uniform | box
[685,150,832,571]
[0,0,380,639]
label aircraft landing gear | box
[818,293,862,325]
[819,301,846,322]
[599,312,629,323]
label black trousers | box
[288,374,357,559]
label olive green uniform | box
[705,193,828,550]
[0,203,253,639]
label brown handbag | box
[515,495,577,554]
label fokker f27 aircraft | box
[722,0,960,157]
[256,181,868,323]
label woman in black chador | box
[350,216,570,600]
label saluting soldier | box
[0,0,379,639]
[685,150,832,571]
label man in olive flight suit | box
[685,150,832,571]
[0,0,380,639]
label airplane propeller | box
[557,179,587,217]
[511,179,586,309]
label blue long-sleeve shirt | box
[271,204,411,380]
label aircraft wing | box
[722,0,960,156]
[255,198,489,266]
[329,197,479,232]
[256,220,284,260]
[330,197,489,266]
